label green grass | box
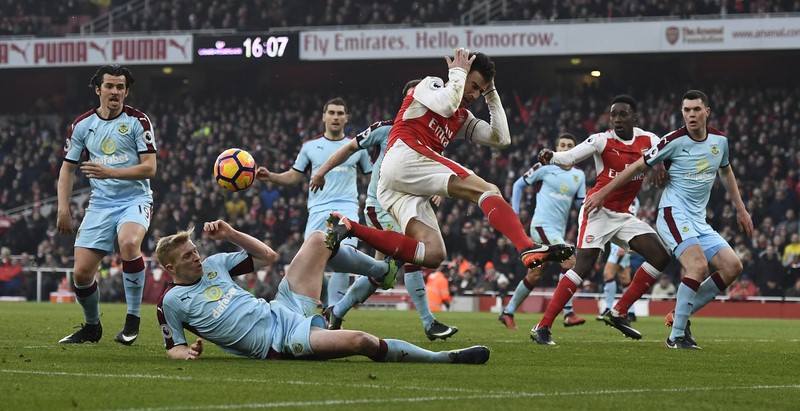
[1,303,799,411]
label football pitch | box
[1,303,799,411]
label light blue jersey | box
[64,106,156,207]
[512,163,586,234]
[157,251,325,359]
[644,126,729,221]
[646,126,731,259]
[292,134,372,214]
[356,120,393,208]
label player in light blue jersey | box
[155,219,489,364]
[57,65,157,345]
[308,81,457,341]
[585,90,753,349]
[597,197,640,321]
[255,98,396,309]
[499,134,586,329]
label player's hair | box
[323,97,348,114]
[89,65,135,89]
[155,227,195,267]
[682,89,709,107]
[402,79,422,96]
[556,133,577,146]
[610,94,637,112]
[469,52,496,81]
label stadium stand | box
[1,1,799,302]
[2,0,798,37]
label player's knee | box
[422,251,446,269]
[351,332,378,353]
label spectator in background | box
[426,263,452,312]
[782,233,800,266]
[0,247,23,296]
[650,275,677,300]
[785,278,800,298]
[755,245,783,289]
[727,275,759,300]
[759,273,785,298]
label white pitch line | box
[3,369,799,411]
[113,384,800,411]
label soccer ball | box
[213,148,256,192]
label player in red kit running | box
[530,95,672,346]
[325,47,573,272]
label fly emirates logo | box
[608,164,644,181]
[427,118,455,148]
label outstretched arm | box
[583,157,648,214]
[310,138,361,192]
[256,167,304,186]
[718,165,754,237]
[204,220,277,268]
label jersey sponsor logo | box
[686,172,715,181]
[101,137,116,154]
[549,191,572,201]
[710,145,719,156]
[142,130,154,145]
[203,285,223,301]
[160,324,173,339]
[118,124,129,135]
[93,153,130,165]
[211,287,237,318]
[427,118,455,148]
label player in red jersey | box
[325,48,573,274]
[529,95,672,345]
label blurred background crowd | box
[1,0,799,304]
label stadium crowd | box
[2,0,798,37]
[1,80,799,302]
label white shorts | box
[576,205,656,251]
[378,139,474,232]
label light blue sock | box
[603,280,616,311]
[328,245,388,279]
[327,272,350,306]
[404,270,435,330]
[382,339,450,363]
[333,276,377,318]
[504,279,531,315]
[122,271,145,316]
[692,277,724,313]
[74,281,101,324]
[670,283,697,340]
[122,257,145,317]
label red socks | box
[614,267,657,314]
[350,221,421,263]
[539,276,578,328]
[479,195,535,252]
